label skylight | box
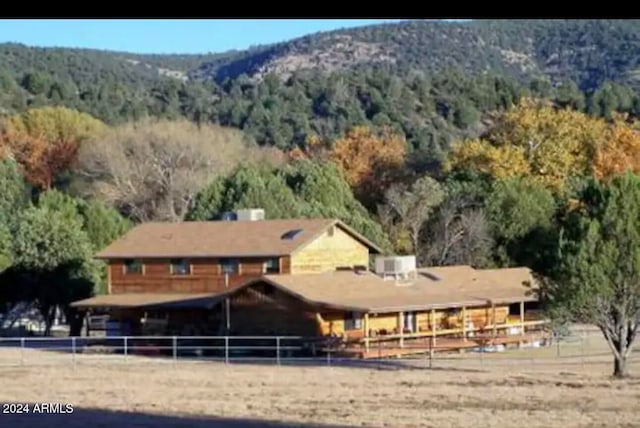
[281,229,303,240]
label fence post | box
[276,337,281,366]
[72,336,76,366]
[123,336,128,362]
[224,336,229,364]
[20,337,25,366]
[429,343,433,369]
[172,336,177,366]
[581,327,586,369]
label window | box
[124,259,143,275]
[170,259,191,275]
[220,258,239,274]
[327,226,335,237]
[264,258,280,274]
[344,312,363,331]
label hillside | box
[1,19,640,160]
[195,19,640,90]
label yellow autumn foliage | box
[449,98,610,191]
[448,139,529,179]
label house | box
[219,264,545,357]
[71,209,547,356]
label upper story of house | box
[96,209,383,294]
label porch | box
[323,301,549,358]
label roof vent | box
[221,211,237,221]
[235,208,265,221]
[375,255,417,283]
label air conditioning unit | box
[374,255,417,281]
[235,208,265,221]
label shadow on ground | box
[225,357,487,373]
[1,406,357,428]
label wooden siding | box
[108,257,284,294]
[228,284,320,336]
[290,226,370,274]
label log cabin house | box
[71,209,548,358]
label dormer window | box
[264,258,280,274]
[171,259,191,275]
[124,259,143,275]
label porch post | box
[491,301,497,340]
[399,311,404,348]
[364,313,370,352]
[430,309,436,348]
[520,300,525,335]
[225,273,230,333]
[462,306,467,342]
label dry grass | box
[0,331,639,428]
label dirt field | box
[1,330,639,428]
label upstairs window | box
[220,258,239,275]
[264,258,280,274]
[124,259,143,275]
[170,259,191,275]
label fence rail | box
[0,331,637,370]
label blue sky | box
[0,19,421,54]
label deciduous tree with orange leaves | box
[329,126,407,207]
[593,123,640,181]
[0,107,105,189]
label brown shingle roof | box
[250,266,536,312]
[95,218,382,259]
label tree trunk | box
[42,305,55,337]
[600,320,637,379]
[614,353,628,378]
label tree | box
[0,223,13,273]
[188,160,393,252]
[448,99,610,192]
[329,126,407,208]
[74,119,274,222]
[424,199,493,267]
[78,200,133,253]
[0,107,106,189]
[448,138,530,180]
[7,202,96,335]
[593,123,640,181]
[379,175,445,256]
[78,200,132,294]
[0,159,30,229]
[486,177,556,265]
[539,173,640,378]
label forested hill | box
[197,19,640,89]
[4,20,640,88]
[2,19,640,159]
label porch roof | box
[247,266,537,313]
[70,293,222,309]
